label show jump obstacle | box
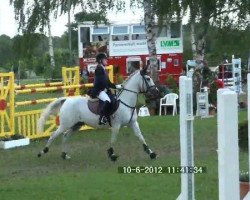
[177,73,250,200]
[0,65,113,139]
[217,88,240,200]
[177,76,195,200]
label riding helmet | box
[96,53,107,63]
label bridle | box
[117,73,156,95]
[116,73,157,123]
[140,74,158,94]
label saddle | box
[87,96,120,116]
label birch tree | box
[10,0,58,76]
[10,0,113,74]
[142,0,158,81]
[182,0,250,64]
[139,0,182,82]
[47,18,55,70]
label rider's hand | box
[116,84,123,89]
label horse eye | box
[146,78,150,81]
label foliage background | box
[0,23,250,79]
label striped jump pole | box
[15,83,93,94]
[15,82,64,90]
[15,98,57,106]
[217,88,240,200]
[177,76,195,200]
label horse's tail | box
[38,97,67,133]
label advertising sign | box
[109,37,183,56]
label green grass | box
[0,111,248,200]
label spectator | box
[113,36,119,41]
[98,35,103,41]
[214,74,224,89]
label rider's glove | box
[116,84,123,89]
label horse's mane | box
[122,70,140,85]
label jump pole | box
[217,88,240,200]
[177,76,195,200]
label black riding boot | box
[99,101,110,125]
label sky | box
[0,1,144,38]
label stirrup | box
[99,116,107,125]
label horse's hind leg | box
[61,129,73,159]
[129,121,157,159]
[61,122,85,160]
[107,125,121,161]
[37,126,65,158]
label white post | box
[217,88,240,200]
[243,74,250,200]
[177,76,195,200]
[232,58,242,94]
[196,89,209,118]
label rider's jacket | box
[91,64,116,98]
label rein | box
[117,87,138,123]
[119,87,138,94]
[116,74,154,123]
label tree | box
[11,33,47,77]
[182,0,250,63]
[132,0,182,82]
[10,0,114,32]
[74,10,108,25]
[142,0,158,81]
[10,0,69,76]
[10,0,114,72]
[10,0,249,82]
[0,35,14,69]
[47,18,55,71]
[10,0,177,81]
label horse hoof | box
[43,147,49,153]
[37,153,41,158]
[110,154,118,162]
[61,152,71,160]
[150,152,157,159]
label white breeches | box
[98,91,111,102]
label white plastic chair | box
[159,93,179,116]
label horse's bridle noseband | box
[140,74,158,94]
[118,74,156,95]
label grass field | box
[0,111,248,200]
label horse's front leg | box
[107,125,121,161]
[129,121,157,159]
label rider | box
[91,52,121,125]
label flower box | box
[0,138,30,149]
[240,171,250,199]
[240,182,250,199]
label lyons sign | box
[156,38,183,54]
[160,40,180,47]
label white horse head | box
[119,68,159,99]
[38,68,157,161]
